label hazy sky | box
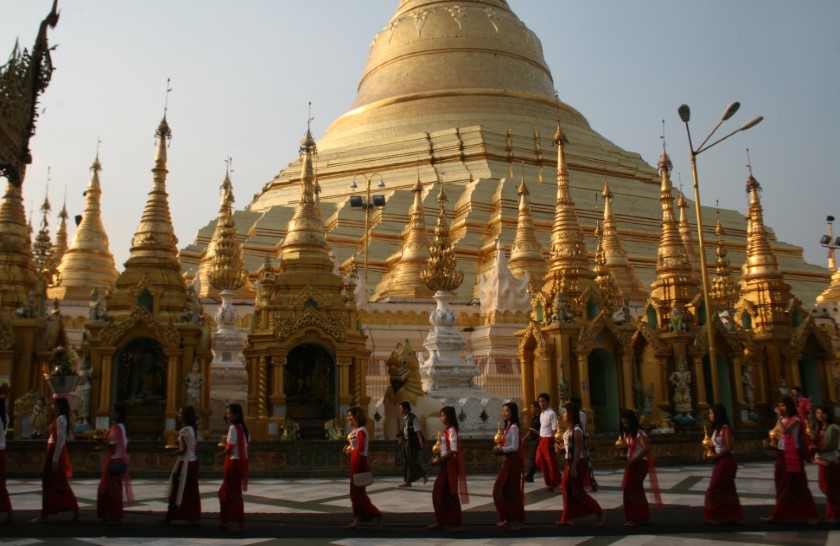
[2,1,839,278]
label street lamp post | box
[349,173,386,295]
[820,215,840,271]
[678,102,763,404]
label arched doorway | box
[800,353,822,405]
[114,337,167,440]
[588,348,620,432]
[285,343,336,439]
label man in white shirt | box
[536,393,561,491]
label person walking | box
[343,406,383,529]
[761,396,818,524]
[535,393,561,492]
[524,401,540,482]
[164,405,201,525]
[97,403,133,523]
[33,397,80,522]
[814,404,840,522]
[219,403,249,532]
[0,384,11,524]
[492,402,524,530]
[704,404,743,525]
[557,401,603,526]
[620,408,661,527]
[398,401,427,488]
[429,406,469,532]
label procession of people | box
[4,394,838,533]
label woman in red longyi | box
[219,403,249,532]
[762,395,818,524]
[429,406,469,532]
[492,402,525,530]
[813,404,840,522]
[343,406,383,529]
[704,403,743,524]
[558,401,603,526]
[620,408,662,527]
[97,403,133,523]
[164,405,201,525]
[33,397,80,522]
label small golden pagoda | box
[677,190,701,280]
[599,181,647,304]
[507,175,547,288]
[243,124,369,439]
[52,196,68,265]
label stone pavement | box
[2,461,839,545]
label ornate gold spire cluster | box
[374,175,434,300]
[600,181,647,304]
[53,195,68,263]
[421,182,463,292]
[677,190,700,279]
[547,121,593,295]
[206,164,248,292]
[650,142,699,317]
[508,175,547,288]
[32,191,59,288]
[710,211,739,312]
[49,151,118,300]
[739,170,792,333]
[277,124,333,272]
[593,219,621,311]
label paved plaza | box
[2,461,839,545]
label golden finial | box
[710,207,739,312]
[593,219,621,311]
[508,169,547,283]
[207,158,248,292]
[421,181,463,292]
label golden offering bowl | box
[702,425,715,460]
[217,435,227,448]
[766,424,781,450]
[493,422,504,447]
[614,433,627,459]
[164,433,179,450]
[431,431,442,464]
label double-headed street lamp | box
[349,173,386,294]
[820,215,840,271]
[678,102,763,404]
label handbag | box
[352,471,374,487]
[107,461,127,476]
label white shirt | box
[499,424,519,454]
[539,407,558,438]
[711,425,731,454]
[108,423,128,460]
[349,426,369,456]
[178,426,198,462]
[563,425,585,460]
[227,424,248,460]
[49,415,68,463]
[441,427,459,457]
[778,417,800,451]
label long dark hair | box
[816,404,834,431]
[503,402,520,427]
[779,396,797,420]
[55,397,71,435]
[710,403,730,432]
[112,403,126,424]
[564,402,581,427]
[441,406,459,431]
[348,405,367,427]
[228,403,249,442]
[621,408,640,435]
[0,397,7,430]
[180,405,197,434]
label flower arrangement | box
[42,346,81,398]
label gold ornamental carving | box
[0,320,13,350]
[271,308,347,343]
[97,306,181,347]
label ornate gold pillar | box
[337,355,352,409]
[519,345,535,407]
[96,353,113,427]
[621,354,636,411]
[576,349,590,411]
[691,354,709,410]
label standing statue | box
[74,358,94,431]
[778,375,790,397]
[669,356,695,423]
[184,361,204,408]
[29,397,49,437]
[742,365,755,411]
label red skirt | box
[770,451,818,521]
[561,458,602,523]
[818,460,840,520]
[41,444,79,517]
[97,468,124,522]
[432,458,462,526]
[622,458,649,523]
[493,452,524,524]
[349,454,382,522]
[704,453,743,523]
[219,459,245,525]
[0,449,10,513]
[535,437,561,488]
[166,460,202,522]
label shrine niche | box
[285,343,335,420]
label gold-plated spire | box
[677,190,700,278]
[421,182,463,292]
[206,163,248,292]
[374,175,434,300]
[547,121,592,295]
[739,169,791,333]
[0,181,36,318]
[53,192,68,263]
[709,211,739,312]
[600,180,647,304]
[277,123,332,272]
[32,189,59,288]
[650,141,699,320]
[593,219,621,311]
[508,174,547,286]
[49,150,118,301]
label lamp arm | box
[695,118,726,152]
[696,126,742,155]
[682,122,695,156]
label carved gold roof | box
[206,167,248,292]
[277,126,333,273]
[507,175,546,286]
[421,182,463,292]
[600,180,647,304]
[49,152,118,301]
[650,147,699,313]
[0,181,36,318]
[546,122,593,296]
[816,267,840,304]
[372,175,434,301]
